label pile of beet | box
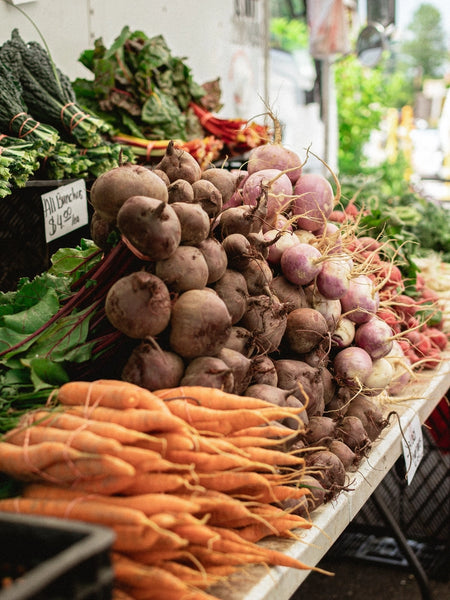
[85,138,445,509]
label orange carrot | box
[57,380,140,410]
[69,379,172,412]
[164,401,303,433]
[112,552,195,592]
[154,560,220,589]
[0,440,90,480]
[65,405,188,434]
[112,445,194,473]
[26,410,155,445]
[22,484,203,517]
[0,497,150,527]
[154,385,277,410]
[163,449,274,474]
[112,524,186,553]
[4,424,122,456]
[120,473,203,496]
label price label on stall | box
[41,179,88,242]
[401,414,424,485]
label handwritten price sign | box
[41,179,88,242]
[401,414,424,485]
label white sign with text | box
[401,414,424,485]
[41,179,88,242]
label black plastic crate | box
[351,422,450,545]
[0,512,115,600]
[0,180,92,292]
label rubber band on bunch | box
[61,102,90,133]
[9,112,40,138]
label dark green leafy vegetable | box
[0,59,59,151]
[1,29,111,148]
[73,27,207,140]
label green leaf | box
[1,287,59,335]
[30,305,97,363]
[21,357,69,390]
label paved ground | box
[291,555,449,599]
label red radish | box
[340,274,379,324]
[280,243,323,286]
[354,316,394,359]
[292,173,334,232]
[315,256,352,300]
[247,143,303,184]
[284,307,328,355]
[242,168,293,221]
[331,317,356,348]
[333,346,373,388]
[105,271,171,339]
[169,289,232,359]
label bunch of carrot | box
[0,379,330,600]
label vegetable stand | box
[208,357,450,600]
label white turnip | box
[292,173,335,232]
[354,316,393,359]
[363,357,394,396]
[242,168,293,222]
[247,143,303,184]
[331,317,356,348]
[315,256,352,300]
[333,346,373,388]
[280,243,323,286]
[340,274,379,324]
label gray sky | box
[396,0,450,40]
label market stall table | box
[209,357,450,600]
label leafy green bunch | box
[73,26,207,141]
